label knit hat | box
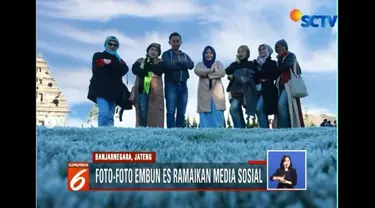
[146,43,161,56]
[275,39,288,53]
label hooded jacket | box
[161,49,194,83]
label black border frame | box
[10,0,36,205]
[338,2,345,207]
[338,0,356,206]
[9,0,351,207]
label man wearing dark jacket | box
[162,32,194,128]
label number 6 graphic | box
[70,169,88,191]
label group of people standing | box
[320,119,337,127]
[87,32,306,129]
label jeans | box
[165,82,188,128]
[138,93,150,127]
[229,97,246,128]
[277,89,290,128]
[96,97,115,127]
[256,94,269,128]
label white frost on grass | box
[37,127,337,208]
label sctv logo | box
[290,9,337,28]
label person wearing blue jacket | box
[162,32,194,128]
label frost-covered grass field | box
[37,127,337,208]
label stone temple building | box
[36,53,70,127]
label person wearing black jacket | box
[87,36,129,127]
[253,44,278,128]
[269,154,297,189]
[225,45,256,128]
[132,43,165,127]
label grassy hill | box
[37,127,337,208]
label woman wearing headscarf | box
[225,45,257,128]
[132,43,165,127]
[253,44,278,128]
[194,46,226,128]
[87,36,129,127]
[273,39,305,128]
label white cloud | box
[302,105,336,116]
[38,28,172,65]
[37,0,337,126]
[200,1,337,72]
[38,22,139,47]
[37,0,205,22]
[48,67,92,104]
[37,40,95,62]
[39,2,337,72]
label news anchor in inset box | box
[267,150,306,190]
[270,154,296,188]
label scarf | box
[277,51,289,59]
[202,46,216,68]
[256,44,273,66]
[277,51,290,84]
[104,36,122,61]
[255,44,273,92]
[143,57,153,94]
